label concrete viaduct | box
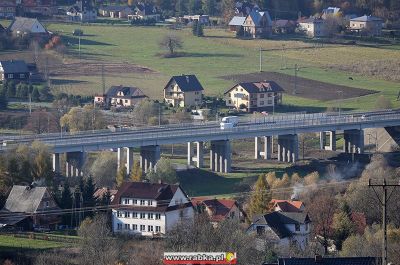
[3,109,400,176]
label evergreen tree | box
[0,87,8,110]
[116,166,127,187]
[192,20,199,35]
[196,22,204,36]
[202,0,215,15]
[7,157,19,184]
[6,82,16,98]
[130,160,143,182]
[31,87,40,102]
[39,86,53,102]
[60,181,73,225]
[248,174,271,220]
[83,176,96,218]
[175,0,187,16]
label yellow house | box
[350,15,383,36]
[163,75,204,107]
[224,81,284,112]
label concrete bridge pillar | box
[343,129,364,154]
[187,142,204,168]
[65,152,86,177]
[320,131,336,151]
[255,136,272,159]
[277,134,298,163]
[117,147,135,174]
[140,145,160,173]
[52,153,60,174]
[210,140,231,173]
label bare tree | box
[159,34,183,57]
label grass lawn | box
[41,23,400,111]
[0,235,69,252]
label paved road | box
[2,109,400,153]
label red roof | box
[271,199,304,212]
[191,198,238,222]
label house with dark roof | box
[247,211,311,249]
[67,0,96,22]
[128,3,160,21]
[269,256,380,265]
[349,15,383,36]
[163,74,204,107]
[111,182,194,236]
[242,10,272,38]
[272,19,296,34]
[8,17,47,35]
[0,0,16,19]
[224,81,284,112]
[0,185,61,230]
[191,197,245,225]
[271,199,305,213]
[94,85,148,108]
[0,60,30,82]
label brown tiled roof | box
[191,198,239,222]
[271,199,304,213]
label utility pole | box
[78,36,81,61]
[293,64,299,95]
[259,47,263,72]
[158,103,161,126]
[368,179,400,265]
[101,64,105,95]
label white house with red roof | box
[191,197,245,225]
[271,199,305,213]
[111,182,194,237]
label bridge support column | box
[255,136,272,159]
[126,147,134,174]
[278,134,298,163]
[187,142,204,168]
[52,153,60,174]
[65,152,86,177]
[344,129,364,154]
[320,131,336,151]
[140,145,160,173]
[210,140,231,173]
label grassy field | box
[0,235,69,252]
[37,22,400,111]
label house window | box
[133,199,138,205]
[140,213,146,219]
[124,223,130,230]
[267,100,272,105]
[140,200,145,205]
[155,213,161,220]
[140,225,145,231]
[228,93,231,97]
[117,211,122,217]
[256,226,265,235]
[148,213,154,219]
[132,212,138,218]
[8,74,13,79]
[230,211,235,218]
[124,211,130,218]
[45,201,49,207]
[228,100,232,104]
[125,99,128,103]
[117,223,122,230]
[133,224,138,231]
[295,223,300,231]
[124,199,129,205]
[148,225,154,232]
[260,94,264,98]
[156,226,161,232]
[305,223,309,231]
[19,74,25,78]
[260,101,264,106]
[148,200,153,206]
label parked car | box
[73,29,83,36]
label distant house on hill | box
[0,0,16,19]
[163,74,204,107]
[248,211,311,250]
[243,10,272,38]
[0,60,30,82]
[272,19,296,34]
[224,81,284,112]
[270,199,305,213]
[0,185,61,230]
[191,197,245,225]
[297,17,327,38]
[322,7,341,18]
[8,17,47,35]
[128,3,160,21]
[20,0,57,17]
[111,181,194,236]
[99,5,134,19]
[67,0,96,22]
[349,15,383,36]
[94,85,148,108]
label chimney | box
[314,255,323,263]
[186,75,190,83]
[291,194,298,201]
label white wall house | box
[111,182,194,237]
[247,211,311,250]
[298,18,326,38]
